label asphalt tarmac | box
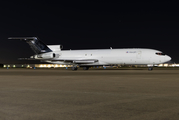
[0,68,179,120]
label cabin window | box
[156,52,166,56]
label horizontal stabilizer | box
[18,58,39,60]
[8,37,37,40]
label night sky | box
[0,1,179,63]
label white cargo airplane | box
[8,37,171,71]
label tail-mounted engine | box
[31,53,59,59]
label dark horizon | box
[0,1,179,63]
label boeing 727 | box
[8,37,171,71]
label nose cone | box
[165,55,172,62]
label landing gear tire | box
[148,67,153,71]
[83,67,89,70]
[71,67,78,71]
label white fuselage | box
[44,48,171,66]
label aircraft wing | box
[19,58,98,64]
[50,59,98,64]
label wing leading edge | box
[18,58,98,64]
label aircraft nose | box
[165,55,171,62]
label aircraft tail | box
[8,37,52,54]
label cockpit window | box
[156,52,166,56]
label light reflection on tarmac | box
[0,68,179,120]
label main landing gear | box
[148,67,153,71]
[71,66,90,71]
[71,66,78,71]
[83,66,89,70]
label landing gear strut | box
[148,67,153,71]
[71,66,78,71]
[83,66,89,70]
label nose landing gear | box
[147,64,153,71]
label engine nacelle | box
[32,53,56,59]
[39,53,55,59]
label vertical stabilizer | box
[8,37,52,54]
